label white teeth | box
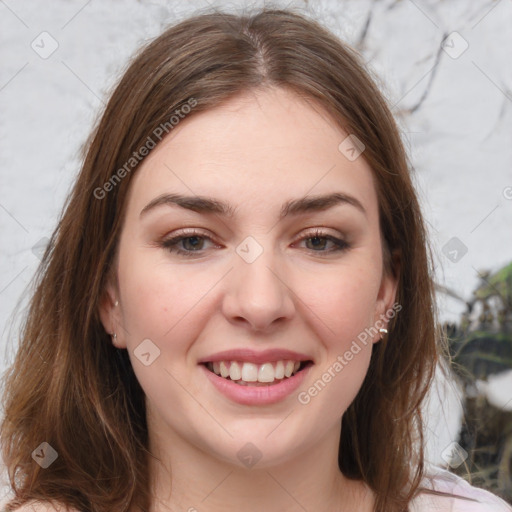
[241,362,258,382]
[229,361,242,381]
[219,361,230,378]
[207,359,307,384]
[258,362,275,382]
[274,360,285,379]
[284,361,294,378]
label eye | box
[295,229,350,255]
[159,228,350,258]
[160,230,217,257]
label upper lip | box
[198,348,314,365]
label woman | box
[1,7,510,512]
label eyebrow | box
[140,192,367,219]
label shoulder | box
[409,465,512,512]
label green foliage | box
[441,261,512,503]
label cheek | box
[116,246,215,344]
[296,268,376,418]
[302,262,380,345]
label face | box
[100,86,398,468]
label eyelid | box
[298,226,345,239]
[160,227,345,245]
[160,228,217,246]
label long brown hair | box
[1,7,442,512]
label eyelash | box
[160,228,350,258]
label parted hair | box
[1,7,443,512]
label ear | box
[98,278,126,349]
[372,250,401,344]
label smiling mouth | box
[202,360,313,386]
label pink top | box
[410,465,512,511]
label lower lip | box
[200,363,313,406]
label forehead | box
[125,87,379,222]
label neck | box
[145,417,373,512]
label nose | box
[221,244,296,333]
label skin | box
[100,86,399,512]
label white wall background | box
[1,0,511,503]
